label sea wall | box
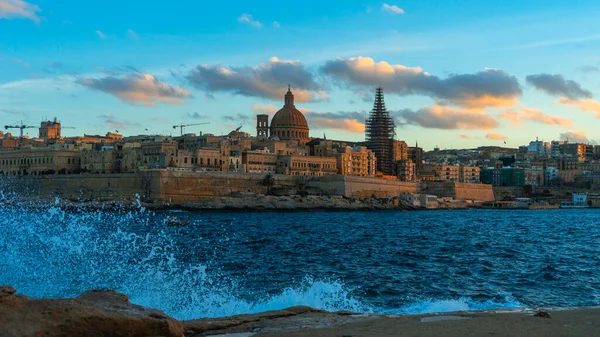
[4,173,146,201]
[309,175,418,197]
[157,170,301,202]
[4,171,491,203]
[420,181,495,202]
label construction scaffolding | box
[365,87,396,175]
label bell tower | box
[256,114,269,139]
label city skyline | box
[1,0,600,150]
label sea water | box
[1,199,599,320]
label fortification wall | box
[156,170,305,202]
[12,173,145,201]
[309,175,418,197]
[8,171,492,203]
[420,182,494,202]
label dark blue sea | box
[2,200,600,319]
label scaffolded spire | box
[365,87,396,175]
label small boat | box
[165,216,190,227]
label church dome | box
[271,106,309,129]
[269,87,310,141]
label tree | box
[261,172,275,195]
[523,184,533,197]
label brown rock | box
[0,287,184,337]
[534,311,551,319]
[0,285,17,297]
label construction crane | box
[4,121,35,148]
[172,122,210,136]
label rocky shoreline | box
[1,194,480,213]
[2,286,599,337]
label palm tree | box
[261,172,275,195]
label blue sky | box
[1,0,600,150]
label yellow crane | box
[172,122,210,136]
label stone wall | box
[6,170,492,203]
[156,170,303,202]
[420,181,495,202]
[309,175,418,197]
[10,173,144,201]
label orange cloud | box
[499,107,573,127]
[399,105,499,130]
[309,117,365,133]
[450,95,519,110]
[459,134,479,140]
[486,132,507,140]
[322,57,522,109]
[252,104,279,116]
[557,98,600,117]
[304,111,366,133]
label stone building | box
[393,140,408,161]
[396,159,416,182]
[0,148,81,175]
[39,118,62,139]
[276,155,337,176]
[81,148,117,173]
[242,149,278,174]
[336,146,376,177]
[459,165,481,184]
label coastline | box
[1,194,484,213]
[1,287,599,337]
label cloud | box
[238,13,261,28]
[222,113,251,125]
[252,104,279,116]
[187,112,208,119]
[273,21,280,28]
[557,98,600,117]
[486,132,507,141]
[14,58,29,67]
[577,65,599,73]
[305,111,366,133]
[152,116,168,123]
[459,134,479,140]
[187,57,327,102]
[0,0,41,23]
[127,29,138,40]
[559,131,597,144]
[97,114,140,130]
[381,3,404,15]
[49,61,63,69]
[397,105,499,130]
[525,73,592,99]
[96,30,107,39]
[499,107,573,127]
[322,57,521,109]
[78,73,192,107]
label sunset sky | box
[1,0,600,150]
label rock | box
[0,287,184,337]
[0,285,16,297]
[534,311,551,319]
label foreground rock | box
[0,287,183,337]
[3,286,600,336]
